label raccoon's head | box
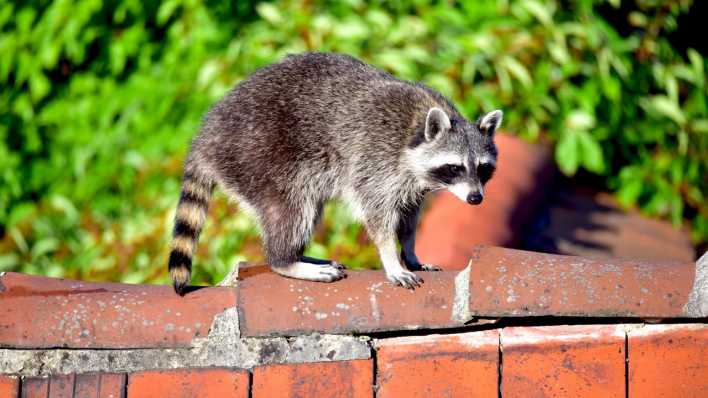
[407,107,502,205]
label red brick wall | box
[1,325,706,397]
[0,247,706,397]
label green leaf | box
[256,3,283,25]
[522,1,552,26]
[555,131,579,176]
[691,119,708,133]
[617,178,643,206]
[31,238,59,259]
[501,56,531,87]
[565,110,595,131]
[577,131,605,173]
[157,0,179,26]
[687,48,705,87]
[29,72,51,102]
[645,96,686,125]
[0,254,19,271]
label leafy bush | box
[1,0,705,284]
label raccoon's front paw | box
[386,270,423,289]
[406,262,442,272]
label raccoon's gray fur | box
[168,52,502,294]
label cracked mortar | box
[0,306,370,377]
[452,261,473,323]
[684,251,708,317]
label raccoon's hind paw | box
[272,261,347,282]
[316,263,347,282]
[386,270,423,289]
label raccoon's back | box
[192,53,451,186]
[210,54,391,136]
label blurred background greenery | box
[1,0,706,285]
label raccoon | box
[168,52,502,294]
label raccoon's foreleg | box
[364,213,423,289]
[396,204,442,272]
[259,197,346,282]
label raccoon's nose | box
[466,192,483,205]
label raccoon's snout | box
[466,191,483,205]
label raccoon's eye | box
[429,164,465,184]
[477,163,495,183]
[446,164,465,175]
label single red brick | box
[127,368,248,398]
[417,133,554,269]
[74,373,126,398]
[628,324,708,397]
[22,377,49,398]
[238,270,462,337]
[74,373,100,397]
[375,330,499,398]
[468,246,695,317]
[97,373,127,398]
[502,325,626,397]
[0,375,19,398]
[0,272,236,348]
[48,374,75,398]
[252,359,373,398]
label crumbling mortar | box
[452,261,473,323]
[684,251,708,317]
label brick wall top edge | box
[468,246,702,318]
[626,322,708,337]
[501,324,626,347]
[0,246,704,348]
[374,329,499,350]
[236,269,467,337]
[0,272,237,349]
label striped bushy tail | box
[168,167,214,295]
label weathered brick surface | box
[375,330,499,398]
[0,272,236,349]
[128,368,248,398]
[502,325,626,397]
[74,373,126,398]
[22,377,49,398]
[628,324,708,397]
[468,246,696,317]
[417,133,554,269]
[48,374,75,398]
[238,270,463,337]
[0,375,19,398]
[3,324,708,396]
[252,359,373,398]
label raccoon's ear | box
[478,110,503,136]
[425,107,451,141]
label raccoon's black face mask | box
[409,107,502,205]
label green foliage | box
[1,0,706,284]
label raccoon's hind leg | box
[258,196,346,282]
